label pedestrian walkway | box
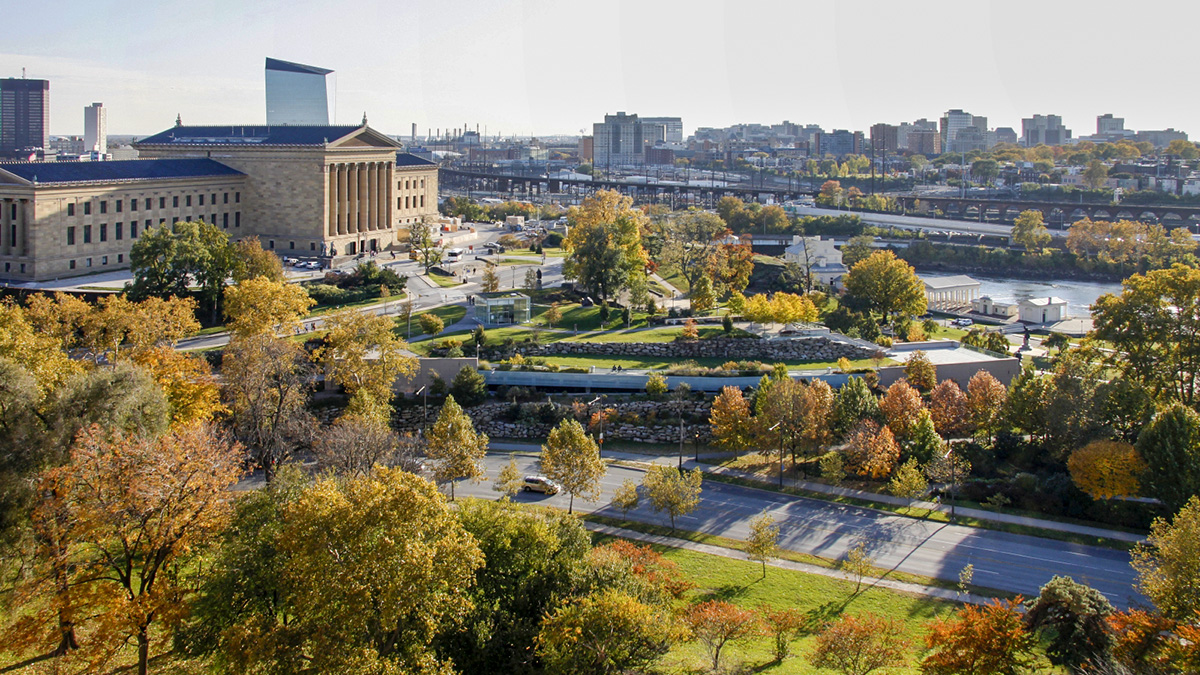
[489,443,1145,544]
[584,521,990,605]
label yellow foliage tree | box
[317,309,419,425]
[843,419,901,479]
[0,300,83,397]
[709,386,755,456]
[223,276,315,337]
[133,346,225,426]
[1068,440,1146,499]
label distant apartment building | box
[1,78,50,159]
[869,123,899,152]
[952,126,992,153]
[897,118,937,150]
[1136,128,1189,148]
[939,109,975,152]
[1098,114,1125,136]
[907,129,942,156]
[815,129,863,158]
[265,58,333,125]
[993,127,1019,146]
[593,112,650,167]
[1021,114,1072,146]
[641,117,683,144]
[84,102,107,156]
[578,135,593,162]
[49,136,86,156]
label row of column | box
[928,286,979,309]
[327,162,392,237]
[0,198,30,257]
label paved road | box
[793,205,1022,238]
[458,454,1140,607]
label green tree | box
[128,220,238,324]
[971,158,999,186]
[1136,403,1200,513]
[888,457,929,507]
[835,376,881,437]
[843,250,927,321]
[1092,265,1200,407]
[537,590,676,675]
[449,365,488,407]
[842,235,876,268]
[540,418,606,513]
[1024,575,1115,670]
[645,371,668,397]
[1083,160,1109,190]
[611,478,640,517]
[690,274,716,313]
[660,211,727,290]
[1132,496,1200,622]
[642,466,703,530]
[418,312,445,336]
[1012,209,1051,253]
[746,511,780,578]
[563,190,648,303]
[426,394,489,500]
[906,410,945,464]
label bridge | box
[439,167,814,207]
[896,195,1200,228]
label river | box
[921,273,1124,317]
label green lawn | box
[399,304,469,340]
[427,270,462,288]
[659,268,690,294]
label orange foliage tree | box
[3,424,242,675]
[930,380,970,438]
[683,600,762,672]
[1067,439,1146,499]
[709,385,755,456]
[920,599,1036,675]
[810,612,908,675]
[967,370,1008,440]
[879,379,925,440]
[843,420,901,479]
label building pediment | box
[327,127,402,150]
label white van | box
[445,248,464,263]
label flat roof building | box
[1,78,49,159]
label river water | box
[922,273,1124,317]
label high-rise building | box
[907,129,941,156]
[939,109,975,151]
[593,112,648,167]
[1021,114,1072,146]
[641,117,683,143]
[869,123,898,152]
[815,130,863,158]
[1097,114,1124,135]
[1,78,50,159]
[84,102,107,155]
[265,58,333,125]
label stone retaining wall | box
[515,336,875,362]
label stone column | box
[1,198,9,255]
[19,199,29,256]
[367,163,377,232]
[350,163,361,234]
[327,165,337,237]
[357,163,368,234]
[385,163,393,229]
[374,164,385,232]
[337,164,347,235]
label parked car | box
[523,476,561,495]
[483,241,501,251]
[282,257,297,265]
[304,261,321,270]
[293,260,308,268]
[952,318,974,327]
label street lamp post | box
[415,385,428,433]
[768,422,784,488]
[944,445,956,521]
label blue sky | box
[2,0,1195,139]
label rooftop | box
[265,57,333,76]
[0,158,244,186]
[921,274,980,290]
[395,152,437,167]
[1022,296,1068,306]
[135,125,373,147]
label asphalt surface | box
[457,454,1141,608]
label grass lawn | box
[493,257,540,266]
[426,269,462,288]
[659,267,690,294]
[399,304,469,340]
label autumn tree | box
[684,600,761,672]
[760,606,807,662]
[314,414,421,477]
[231,236,285,282]
[426,394,489,500]
[1092,265,1200,407]
[810,613,908,675]
[920,599,1037,675]
[710,385,755,456]
[132,345,224,426]
[1024,575,1115,670]
[1132,496,1200,622]
[1067,439,1146,500]
[1083,159,1109,190]
[843,420,901,479]
[798,380,836,464]
[889,458,929,509]
[843,250,927,321]
[563,190,649,303]
[317,309,418,424]
[492,457,524,497]
[642,466,703,530]
[1136,403,1200,512]
[904,350,937,392]
[6,424,242,675]
[660,210,727,291]
[746,511,780,578]
[645,371,668,397]
[418,312,445,336]
[481,265,501,292]
[544,301,563,328]
[541,418,606,513]
[611,478,640,517]
[880,379,925,440]
[1012,209,1051,253]
[690,274,716,312]
[930,380,970,437]
[537,590,677,675]
[223,276,315,337]
[409,217,445,272]
[967,370,1007,441]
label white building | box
[1019,297,1068,324]
[783,236,847,286]
[83,102,106,155]
[971,296,1019,318]
[922,275,981,310]
[265,57,333,125]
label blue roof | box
[395,152,437,167]
[136,125,363,147]
[265,57,333,76]
[0,159,244,185]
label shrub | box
[645,372,668,397]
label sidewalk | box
[585,521,990,605]
[490,443,1146,544]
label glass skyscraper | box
[265,58,333,125]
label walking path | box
[584,521,990,605]
[490,443,1145,544]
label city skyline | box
[2,0,1197,139]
